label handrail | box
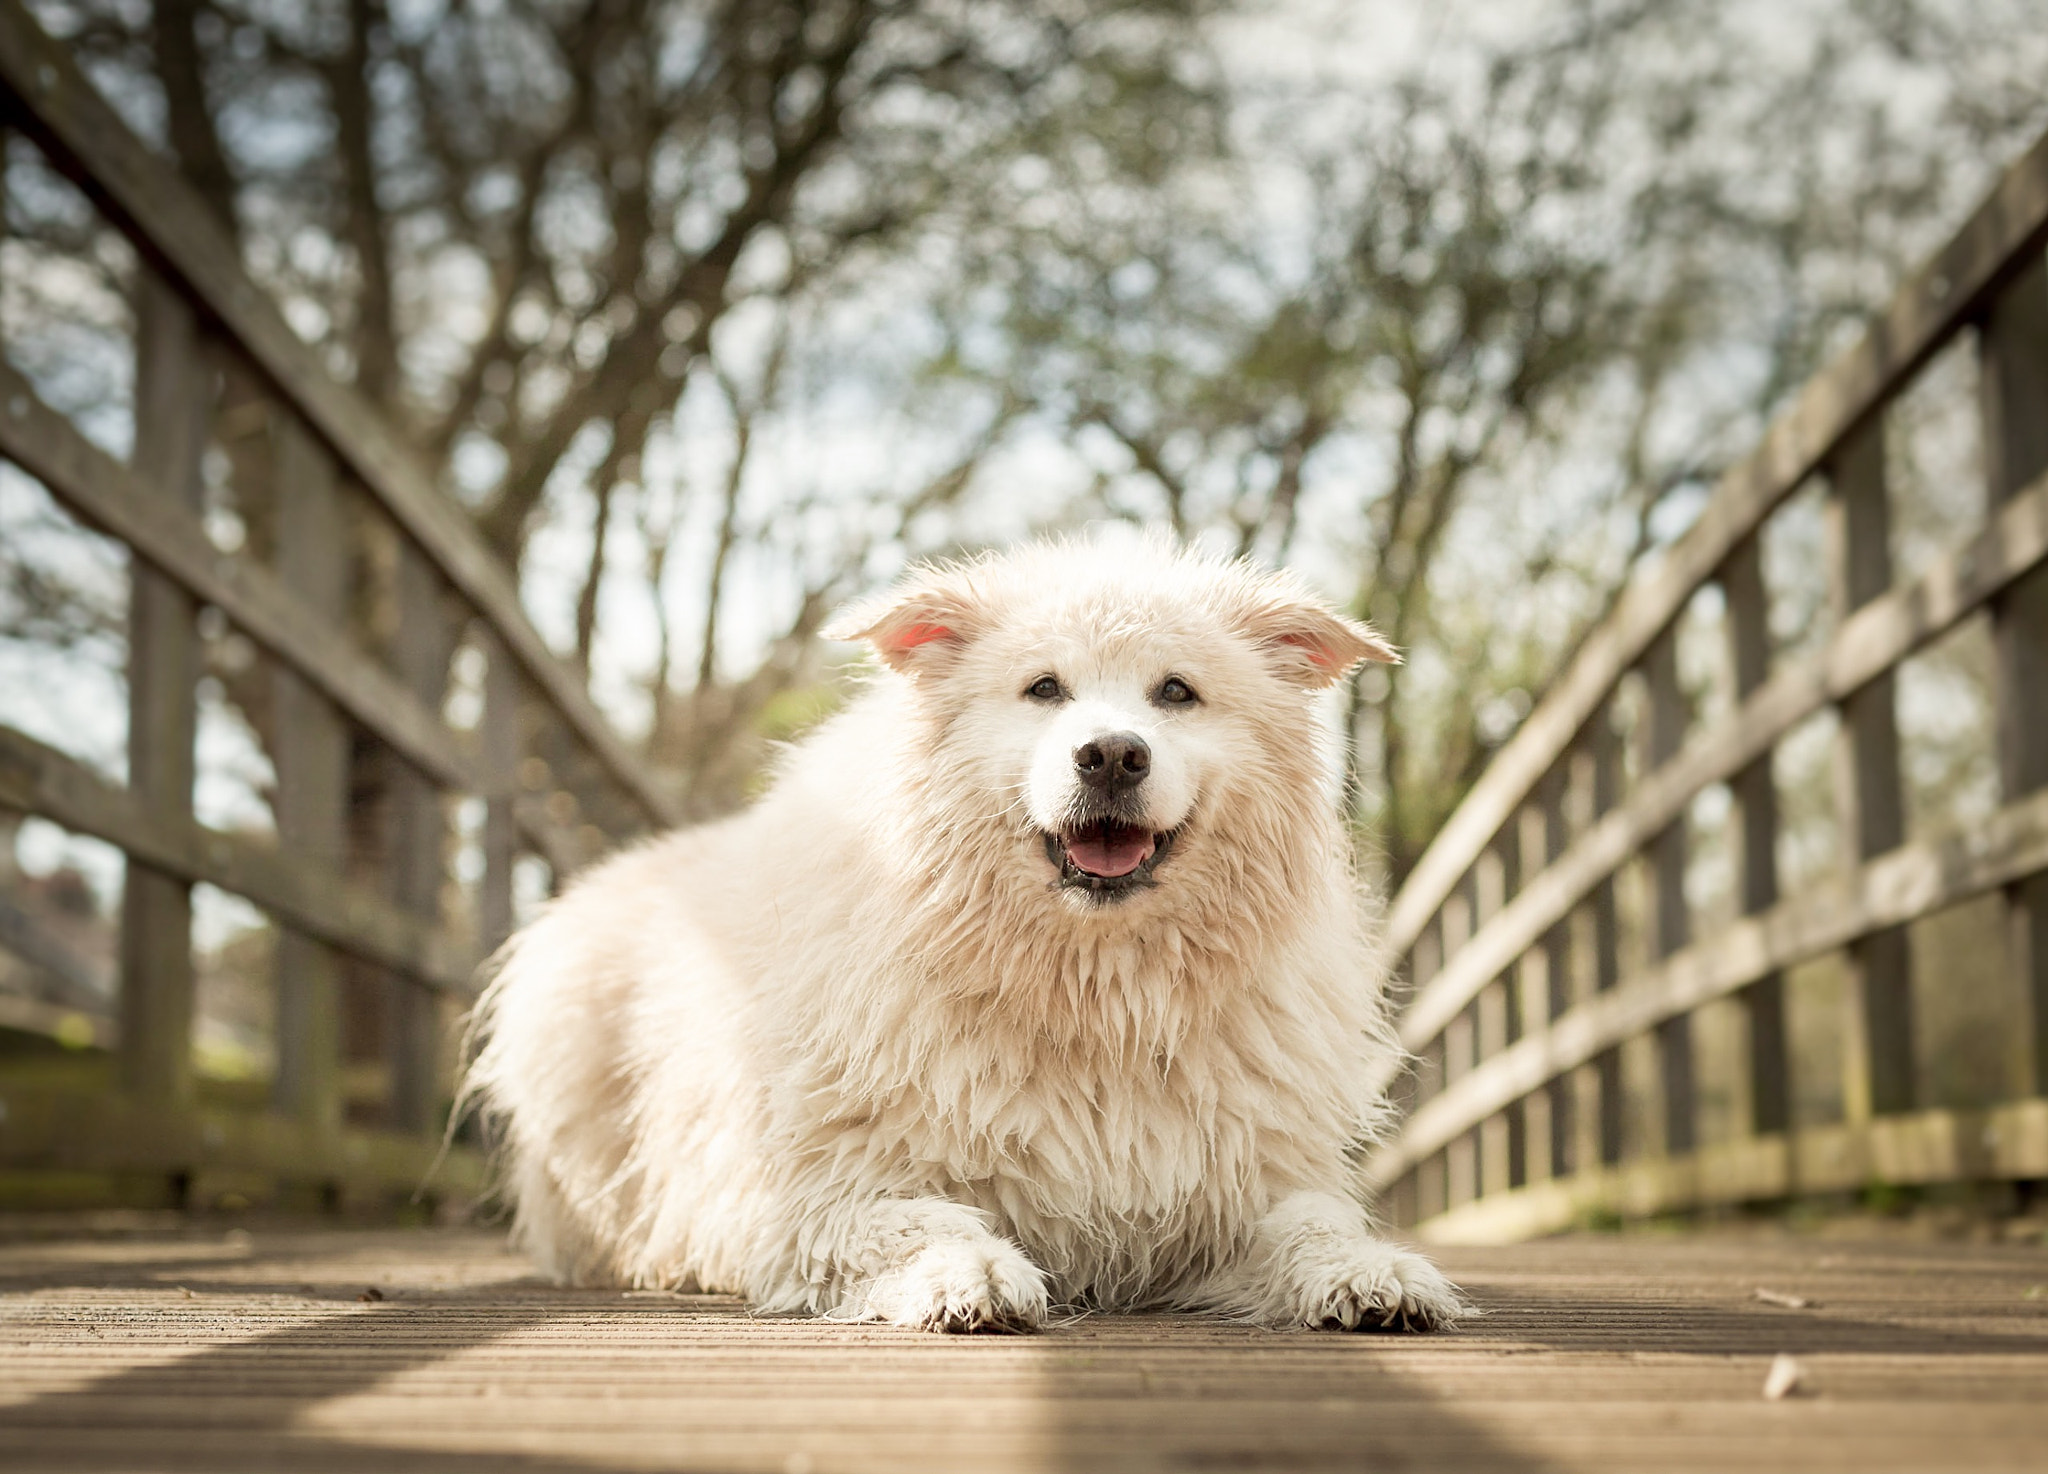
[1369,782,2048,1186]
[1396,462,2048,1053]
[0,726,478,993]
[0,369,472,790]
[0,364,585,867]
[1415,1098,2048,1245]
[0,0,682,829]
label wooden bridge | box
[0,2,2044,1469]
[1365,119,2048,1246]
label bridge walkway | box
[2,1224,2043,1473]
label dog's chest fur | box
[787,940,1355,1304]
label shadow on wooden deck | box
[2,1227,2044,1472]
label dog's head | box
[827,539,1396,923]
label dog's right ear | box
[824,567,983,675]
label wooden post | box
[1404,917,1445,1220]
[117,274,210,1109]
[1416,1149,1448,1223]
[1443,873,1479,1207]
[1828,417,1914,1119]
[1723,536,1790,1134]
[1534,765,1573,1178]
[1476,980,1509,1197]
[1584,705,1625,1168]
[1642,627,1695,1155]
[478,630,520,958]
[1481,829,1526,1193]
[1410,917,1443,998]
[385,544,457,1134]
[1440,875,1473,961]
[269,414,348,1136]
[1412,919,1448,1220]
[1385,1168,1419,1231]
[1409,917,1444,1112]
[1980,251,2048,1096]
[1444,997,1477,1209]
[1387,920,1437,1146]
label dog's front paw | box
[860,1237,1050,1333]
[1297,1242,1464,1332]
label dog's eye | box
[1025,675,1065,702]
[1156,677,1198,706]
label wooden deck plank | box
[1,1228,2043,1473]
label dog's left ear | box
[824,567,984,675]
[1241,590,1399,688]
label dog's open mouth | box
[1045,821,1175,898]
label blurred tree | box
[4,0,2048,876]
[967,0,2048,885]
[9,0,1222,812]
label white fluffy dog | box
[465,538,1462,1333]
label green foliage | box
[754,681,843,745]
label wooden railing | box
[1370,125,2048,1242]
[0,0,679,1212]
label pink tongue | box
[1065,827,1155,878]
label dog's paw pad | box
[868,1239,1050,1334]
[1307,1248,1464,1333]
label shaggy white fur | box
[464,537,1463,1333]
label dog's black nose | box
[1074,732,1151,792]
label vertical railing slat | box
[1441,874,1478,1208]
[478,630,521,958]
[1534,765,1573,1180]
[270,412,349,1138]
[385,545,457,1134]
[1723,534,1790,1136]
[1979,251,2048,1097]
[1489,829,1527,1191]
[1643,627,1695,1155]
[1584,706,1625,1169]
[1828,419,1915,1120]
[1409,916,1447,1222]
[116,274,211,1110]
